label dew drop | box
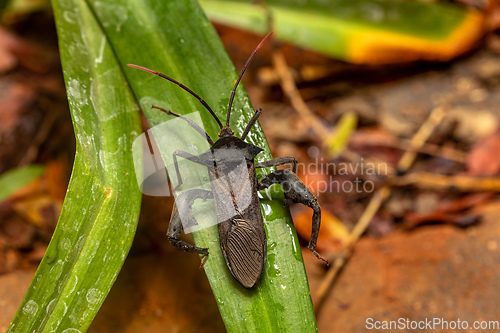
[86,288,103,305]
[22,300,38,315]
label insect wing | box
[225,218,265,288]
[210,148,253,222]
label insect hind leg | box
[168,189,213,266]
[255,156,297,173]
[258,169,329,265]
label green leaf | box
[1,0,50,19]
[9,0,318,332]
[0,165,45,202]
[8,0,142,332]
[92,0,316,331]
[326,112,358,158]
[199,0,485,64]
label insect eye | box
[232,130,234,134]
[218,132,221,136]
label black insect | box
[128,33,327,288]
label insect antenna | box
[240,108,261,140]
[127,64,224,129]
[152,106,215,146]
[226,32,273,128]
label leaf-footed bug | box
[128,32,328,288]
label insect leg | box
[255,156,298,173]
[172,150,211,190]
[258,169,329,265]
[168,189,213,266]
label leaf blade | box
[200,0,485,64]
[0,165,45,202]
[88,0,318,331]
[8,0,142,331]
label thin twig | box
[19,98,58,166]
[351,135,466,164]
[313,253,347,312]
[314,106,448,311]
[392,172,500,191]
[350,186,392,242]
[397,106,447,171]
[271,50,330,139]
[260,0,464,314]
[386,139,465,164]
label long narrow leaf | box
[200,0,485,64]
[88,0,317,331]
[8,0,142,331]
[0,165,44,202]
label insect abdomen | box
[225,218,265,288]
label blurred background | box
[1,0,500,332]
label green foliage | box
[200,0,482,63]
[0,165,44,202]
[8,0,142,331]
